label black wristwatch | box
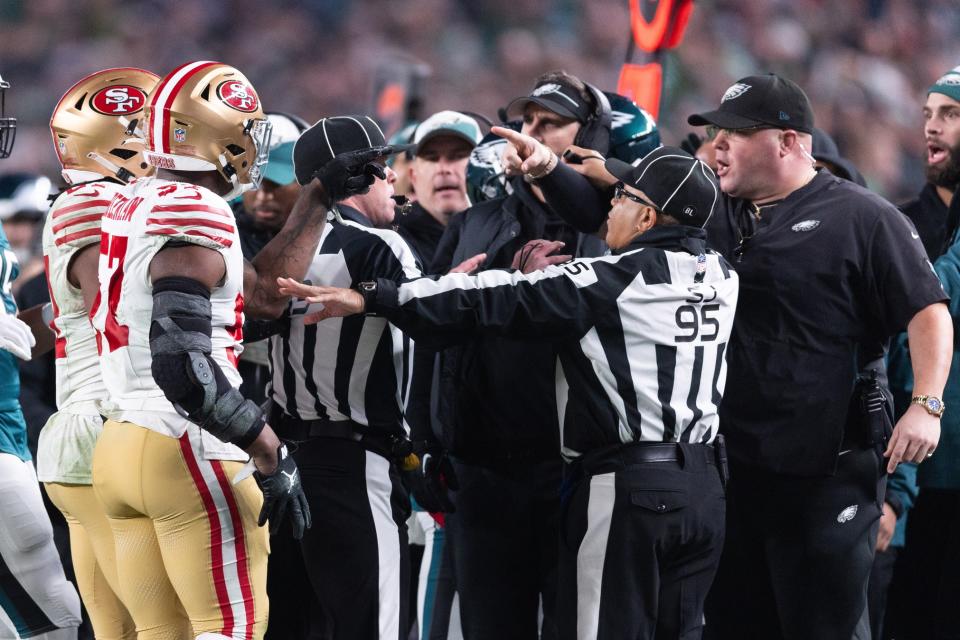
[356,281,378,315]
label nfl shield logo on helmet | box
[174,127,187,143]
[217,80,259,112]
[90,85,147,115]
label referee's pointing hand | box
[277,277,364,323]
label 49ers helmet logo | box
[217,80,259,112]
[90,85,147,115]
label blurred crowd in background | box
[1,0,960,202]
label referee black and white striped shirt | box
[360,225,739,459]
[269,205,422,437]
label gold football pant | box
[45,482,139,639]
[92,421,268,640]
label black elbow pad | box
[150,276,265,449]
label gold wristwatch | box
[911,395,945,418]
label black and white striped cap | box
[605,146,719,228]
[293,115,412,185]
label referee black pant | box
[292,435,411,640]
[559,442,725,640]
[704,447,884,640]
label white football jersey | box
[92,177,246,460]
[43,181,116,410]
[38,181,117,483]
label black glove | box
[313,145,393,205]
[254,443,312,539]
[404,444,459,514]
[679,132,703,156]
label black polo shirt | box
[706,170,947,476]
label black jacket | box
[899,182,956,261]
[396,202,445,270]
[430,179,606,462]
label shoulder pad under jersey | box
[143,181,237,251]
[49,181,119,250]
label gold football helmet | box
[144,61,271,199]
[50,67,160,184]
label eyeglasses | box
[705,124,776,141]
[613,182,659,210]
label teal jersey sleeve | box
[0,225,29,460]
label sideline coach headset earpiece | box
[573,83,613,155]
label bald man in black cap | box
[687,73,951,640]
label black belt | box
[269,406,410,461]
[579,440,726,483]
[271,410,363,443]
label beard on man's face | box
[926,143,960,189]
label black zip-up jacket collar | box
[396,201,445,269]
[615,225,708,256]
[336,203,373,227]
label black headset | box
[572,83,612,155]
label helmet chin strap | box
[218,153,246,200]
[86,152,129,182]
[61,168,104,185]
[221,176,245,201]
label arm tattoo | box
[244,189,328,319]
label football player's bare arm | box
[243,145,398,318]
[243,181,329,320]
[151,242,226,289]
[17,304,52,358]
[149,243,282,473]
[68,244,101,317]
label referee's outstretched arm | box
[279,248,678,343]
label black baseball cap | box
[293,115,412,186]
[605,146,719,228]
[505,80,592,123]
[687,73,814,134]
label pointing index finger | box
[491,126,534,152]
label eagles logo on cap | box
[721,83,751,103]
[90,85,147,115]
[935,72,960,87]
[217,80,259,113]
